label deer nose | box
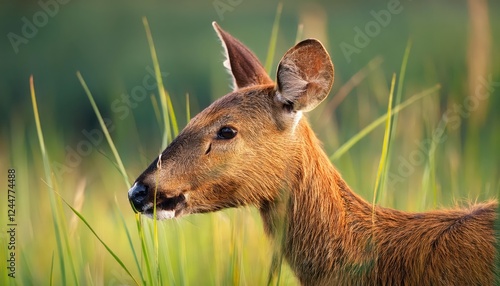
[128,182,149,212]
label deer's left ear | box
[275,39,334,112]
[213,22,273,90]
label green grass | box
[372,73,396,219]
[1,6,498,286]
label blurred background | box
[1,0,499,285]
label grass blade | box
[264,2,283,74]
[330,84,441,161]
[136,215,154,284]
[166,92,179,136]
[153,176,160,285]
[30,75,67,285]
[76,71,130,188]
[143,17,171,150]
[381,40,412,188]
[114,196,146,285]
[143,18,184,285]
[391,40,412,133]
[30,78,50,181]
[372,74,396,214]
[56,192,140,286]
[186,93,191,122]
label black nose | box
[128,182,149,212]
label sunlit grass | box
[372,73,396,217]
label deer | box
[128,22,498,285]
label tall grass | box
[329,84,441,162]
[5,5,497,286]
[30,76,77,286]
[372,73,396,217]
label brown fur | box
[128,22,498,285]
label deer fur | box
[128,22,498,285]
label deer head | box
[128,22,334,220]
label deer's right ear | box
[275,39,334,113]
[213,22,273,91]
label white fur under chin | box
[145,209,176,220]
[140,202,176,220]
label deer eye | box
[217,126,237,139]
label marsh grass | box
[4,6,497,286]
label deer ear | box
[275,39,334,112]
[213,22,273,90]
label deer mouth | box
[143,193,187,220]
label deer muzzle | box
[128,182,187,219]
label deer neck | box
[259,120,376,282]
